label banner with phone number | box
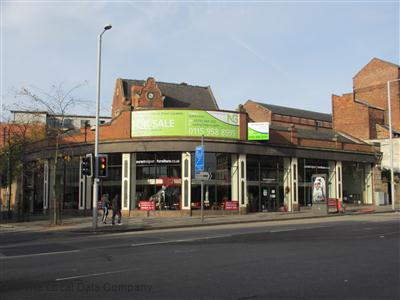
[131,110,240,139]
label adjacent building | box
[332,57,400,203]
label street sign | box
[195,171,210,181]
[195,145,204,172]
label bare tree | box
[11,82,88,224]
[0,115,46,220]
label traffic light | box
[81,155,92,177]
[98,154,108,177]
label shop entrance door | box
[260,185,278,212]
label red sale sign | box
[139,201,155,211]
[224,201,239,210]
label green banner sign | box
[131,110,240,139]
[248,122,269,140]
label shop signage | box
[195,171,210,180]
[131,110,240,139]
[136,159,180,165]
[138,201,156,211]
[195,146,204,172]
[248,122,269,140]
[224,201,239,210]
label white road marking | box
[270,228,296,233]
[56,269,131,281]
[131,234,232,247]
[0,249,80,260]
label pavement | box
[0,204,396,234]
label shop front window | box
[136,152,181,210]
[191,153,231,210]
[342,162,365,204]
[298,158,329,207]
[99,153,122,199]
[246,155,284,213]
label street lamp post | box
[93,24,112,230]
[387,79,399,211]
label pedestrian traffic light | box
[81,155,92,177]
[98,154,108,177]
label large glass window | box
[246,155,283,212]
[342,162,366,204]
[191,153,231,210]
[298,158,329,206]
[136,152,181,210]
[99,153,122,201]
[63,157,80,210]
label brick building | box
[5,63,395,218]
[0,75,379,218]
[332,58,400,204]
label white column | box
[283,158,292,212]
[78,157,86,210]
[328,161,337,199]
[238,154,247,208]
[43,161,49,211]
[121,153,130,211]
[291,158,298,210]
[283,157,299,211]
[364,164,373,205]
[130,153,137,210]
[181,152,191,210]
[231,154,239,202]
[336,161,343,205]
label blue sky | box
[1,1,399,118]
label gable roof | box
[250,101,332,122]
[353,57,400,80]
[120,79,219,110]
[369,57,399,69]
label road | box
[1,213,399,300]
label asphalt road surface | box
[1,213,399,300]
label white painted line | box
[131,234,231,247]
[270,228,296,233]
[0,249,80,260]
[56,269,131,281]
[297,225,329,230]
[379,231,399,236]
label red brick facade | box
[333,58,400,139]
[131,78,164,109]
[244,100,332,132]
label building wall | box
[243,101,272,123]
[111,79,130,118]
[368,107,385,139]
[332,94,371,139]
[243,100,332,132]
[12,112,110,129]
[353,58,400,132]
[13,112,47,124]
[376,124,390,139]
